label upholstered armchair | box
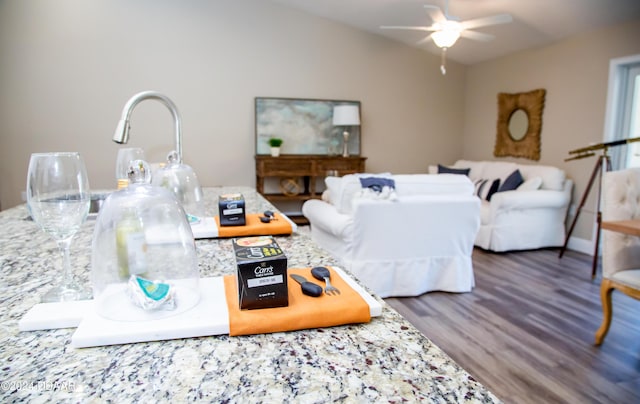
[596,167,640,345]
[302,173,480,298]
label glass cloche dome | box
[91,160,200,321]
[151,150,205,221]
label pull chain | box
[440,47,448,75]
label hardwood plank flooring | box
[385,248,640,404]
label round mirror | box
[508,109,529,141]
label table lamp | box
[332,105,360,157]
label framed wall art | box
[255,97,361,155]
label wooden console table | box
[255,155,366,222]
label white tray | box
[19,267,382,348]
[190,214,298,239]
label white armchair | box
[596,167,640,345]
[302,174,480,298]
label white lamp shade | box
[333,105,360,126]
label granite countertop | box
[0,186,499,402]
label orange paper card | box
[224,267,371,336]
[215,212,292,237]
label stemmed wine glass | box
[27,152,92,302]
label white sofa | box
[302,173,480,298]
[432,160,573,252]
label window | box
[604,55,640,170]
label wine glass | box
[115,147,145,189]
[27,152,92,302]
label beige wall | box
[0,0,465,210]
[462,18,640,246]
[2,0,638,250]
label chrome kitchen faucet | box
[112,91,183,163]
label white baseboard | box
[566,236,593,256]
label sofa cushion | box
[437,164,470,176]
[394,174,474,197]
[498,169,524,192]
[518,164,566,191]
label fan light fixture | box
[431,21,461,48]
[431,29,459,48]
[380,1,513,76]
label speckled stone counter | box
[0,187,499,402]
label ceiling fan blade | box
[461,13,513,30]
[460,30,495,42]
[424,5,446,23]
[380,25,435,32]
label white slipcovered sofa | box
[302,173,480,298]
[432,160,573,252]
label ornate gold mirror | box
[508,108,528,140]
[494,89,546,160]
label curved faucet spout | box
[113,91,183,163]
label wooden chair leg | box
[595,278,614,345]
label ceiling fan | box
[381,0,513,74]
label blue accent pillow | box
[498,169,524,192]
[359,177,395,193]
[437,164,470,176]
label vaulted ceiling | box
[268,0,640,65]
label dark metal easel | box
[559,137,640,279]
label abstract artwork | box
[255,97,361,155]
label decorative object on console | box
[494,88,546,161]
[255,97,361,156]
[279,177,303,196]
[332,105,361,157]
[268,137,283,157]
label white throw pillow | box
[517,177,543,191]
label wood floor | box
[385,248,640,404]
